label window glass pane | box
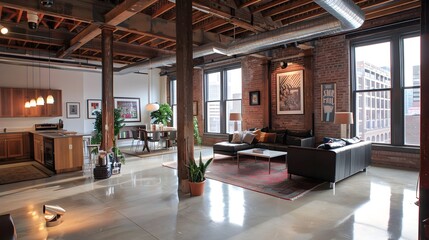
[207,72,221,101]
[404,36,420,87]
[207,102,220,133]
[404,88,420,146]
[226,68,242,99]
[355,42,391,90]
[172,105,177,129]
[171,80,177,105]
[226,100,242,133]
[355,91,391,144]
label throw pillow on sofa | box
[231,132,243,143]
[341,136,361,145]
[242,133,255,144]
[259,132,276,143]
[286,135,302,146]
[252,129,262,142]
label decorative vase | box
[189,180,205,196]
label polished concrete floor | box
[0,147,419,240]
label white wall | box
[0,63,163,134]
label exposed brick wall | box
[313,35,350,143]
[372,150,420,170]
[241,56,268,130]
[269,48,313,131]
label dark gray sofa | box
[213,129,315,158]
[287,141,372,188]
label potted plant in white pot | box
[186,153,213,196]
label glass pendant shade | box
[25,101,31,108]
[46,94,54,104]
[30,99,37,107]
[37,96,45,105]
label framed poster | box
[321,83,336,122]
[114,97,141,122]
[193,101,198,116]
[276,70,304,114]
[87,99,101,119]
[66,102,80,119]
[249,91,260,105]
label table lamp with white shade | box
[229,113,242,132]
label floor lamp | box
[229,113,241,132]
[334,112,353,138]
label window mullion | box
[391,35,404,145]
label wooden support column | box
[100,25,115,151]
[176,0,193,191]
[420,1,429,238]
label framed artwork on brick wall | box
[276,70,304,114]
[321,83,336,122]
[249,91,260,105]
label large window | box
[204,66,242,134]
[170,79,177,128]
[352,32,420,146]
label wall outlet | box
[69,144,73,150]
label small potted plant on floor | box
[186,153,213,196]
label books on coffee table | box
[252,148,266,154]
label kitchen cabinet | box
[0,87,62,117]
[33,134,44,164]
[54,136,83,173]
[0,133,24,160]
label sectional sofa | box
[212,128,315,158]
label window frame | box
[350,26,420,148]
[203,64,242,134]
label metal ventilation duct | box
[118,0,365,74]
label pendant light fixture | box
[30,56,37,107]
[25,66,31,108]
[46,27,54,104]
[145,63,159,112]
[36,49,45,105]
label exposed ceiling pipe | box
[121,0,365,74]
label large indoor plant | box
[92,108,126,165]
[150,103,173,125]
[186,153,213,196]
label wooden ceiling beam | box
[251,0,289,14]
[202,19,229,32]
[127,34,145,44]
[54,17,64,29]
[262,0,312,18]
[116,32,131,41]
[16,9,23,22]
[273,3,320,22]
[192,0,265,32]
[239,0,262,9]
[69,21,81,32]
[58,0,158,58]
[152,2,175,19]
[365,1,420,20]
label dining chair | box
[167,131,177,149]
[130,130,142,151]
[149,132,162,149]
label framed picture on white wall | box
[66,102,80,119]
[87,99,101,119]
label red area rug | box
[162,157,325,201]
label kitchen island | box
[32,131,84,173]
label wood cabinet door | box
[11,88,26,117]
[6,137,23,158]
[0,138,6,159]
[45,90,62,116]
[0,88,13,117]
[33,135,44,163]
[54,138,72,171]
[71,136,83,168]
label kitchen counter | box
[32,130,84,138]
